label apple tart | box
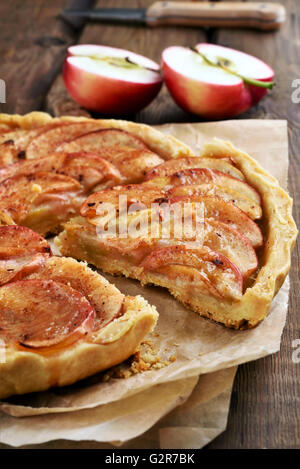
[0,225,158,399]
[0,111,297,336]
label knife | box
[63,2,286,31]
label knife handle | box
[146,1,286,30]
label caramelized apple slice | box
[145,157,245,181]
[202,220,257,278]
[81,184,164,218]
[0,172,82,234]
[25,122,108,159]
[57,152,122,190]
[104,150,163,184]
[0,279,95,349]
[27,256,124,329]
[0,152,122,191]
[148,209,257,278]
[0,140,20,166]
[146,168,261,205]
[169,196,263,247]
[0,129,27,146]
[168,184,262,220]
[0,225,51,285]
[56,128,148,154]
[0,124,67,165]
[141,245,243,300]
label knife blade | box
[63,2,286,31]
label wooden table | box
[0,0,299,449]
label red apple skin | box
[162,46,274,119]
[63,58,163,116]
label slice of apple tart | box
[0,225,158,399]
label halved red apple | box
[0,225,51,285]
[63,44,163,115]
[162,44,274,119]
[168,184,262,220]
[0,279,95,349]
[145,156,245,181]
[140,245,243,300]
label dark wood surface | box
[0,0,299,449]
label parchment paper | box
[0,120,290,449]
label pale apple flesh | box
[64,44,163,115]
[162,44,274,119]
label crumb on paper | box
[100,340,176,382]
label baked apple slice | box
[56,128,148,153]
[167,184,262,220]
[25,122,109,159]
[169,195,263,247]
[145,157,245,181]
[56,152,122,190]
[201,219,257,278]
[0,225,51,285]
[27,256,124,329]
[145,168,261,205]
[81,184,164,218]
[146,209,258,278]
[99,149,164,185]
[0,123,66,165]
[140,245,243,300]
[0,172,83,235]
[0,279,95,349]
[0,152,122,192]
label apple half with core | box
[63,45,163,115]
[162,44,274,119]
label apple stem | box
[190,47,275,90]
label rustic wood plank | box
[206,0,300,449]
[46,0,207,123]
[0,0,95,114]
